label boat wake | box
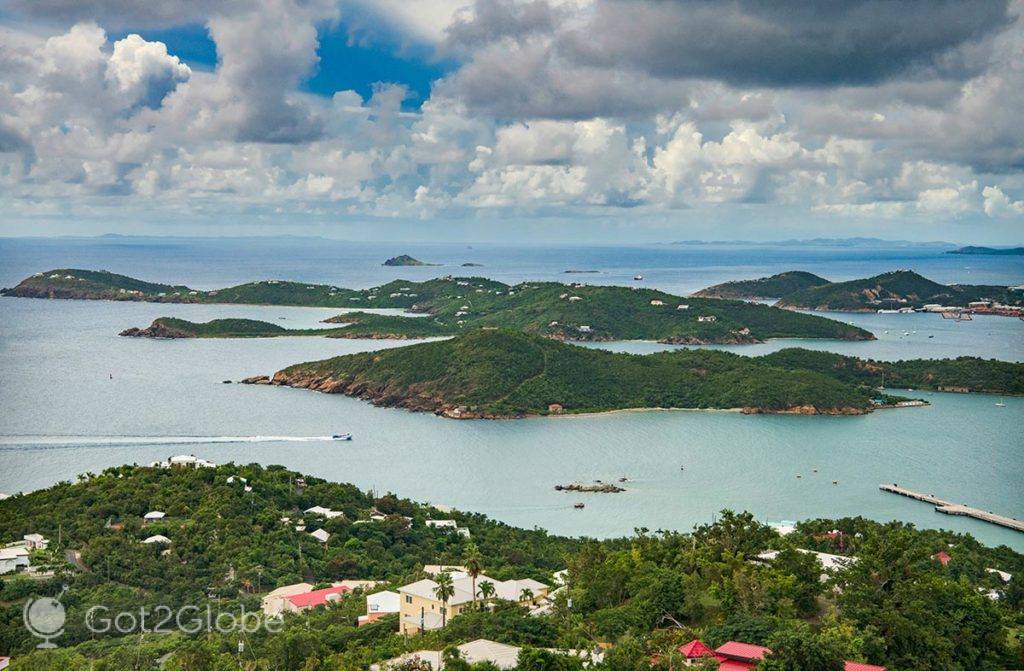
[0,435,340,451]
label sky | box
[0,0,1023,243]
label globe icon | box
[24,597,65,648]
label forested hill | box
[693,271,830,299]
[1,465,1021,670]
[261,330,890,418]
[13,268,875,343]
[261,331,1024,419]
[695,269,1022,311]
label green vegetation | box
[120,314,453,340]
[120,317,297,338]
[694,271,830,299]
[761,349,1024,395]
[1,466,1021,670]
[695,269,1023,311]
[383,255,438,266]
[267,330,891,417]
[266,331,1024,418]
[11,269,874,343]
[947,246,1024,255]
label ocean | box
[1,236,1022,549]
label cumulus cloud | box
[982,185,1024,217]
[106,34,191,108]
[0,0,1022,235]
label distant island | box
[696,269,1023,312]
[461,262,483,267]
[947,246,1024,256]
[383,255,439,266]
[248,330,1024,419]
[8,269,875,344]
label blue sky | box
[0,1,1022,243]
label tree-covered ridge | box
[119,314,453,339]
[265,331,1024,418]
[760,349,1024,395]
[694,269,1023,311]
[693,271,830,299]
[265,330,892,418]
[41,268,873,343]
[947,246,1024,255]
[1,467,1021,670]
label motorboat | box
[332,433,353,441]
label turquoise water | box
[1,238,1021,549]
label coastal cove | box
[2,293,1022,550]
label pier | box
[880,484,1024,533]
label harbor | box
[880,483,1024,533]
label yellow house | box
[398,573,550,635]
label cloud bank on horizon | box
[1,0,1023,240]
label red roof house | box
[283,585,351,612]
[679,639,717,659]
[931,550,951,566]
[678,640,885,671]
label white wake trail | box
[0,435,340,450]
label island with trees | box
[5,268,875,344]
[245,329,1024,419]
[697,269,1023,311]
[946,246,1024,255]
[0,463,1020,670]
[383,255,440,266]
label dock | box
[879,484,1024,533]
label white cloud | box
[106,34,190,108]
[982,185,1024,217]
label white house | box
[754,549,857,581]
[676,304,690,310]
[650,299,664,306]
[142,535,172,544]
[0,547,30,575]
[359,589,401,625]
[23,534,49,550]
[309,528,331,543]
[370,639,602,671]
[697,315,717,322]
[143,510,166,521]
[305,506,343,519]
[986,568,1012,583]
[425,519,458,529]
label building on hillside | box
[142,535,172,544]
[280,585,351,614]
[697,315,717,322]
[309,528,330,543]
[423,564,467,578]
[398,573,549,635]
[986,567,1012,583]
[261,582,314,616]
[425,519,458,529]
[359,590,401,625]
[143,510,166,522]
[677,639,885,671]
[650,299,665,306]
[305,505,343,519]
[22,534,49,550]
[932,550,951,566]
[0,547,30,575]
[370,638,603,671]
[754,549,857,581]
[151,454,216,469]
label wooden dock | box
[879,484,1024,533]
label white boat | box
[332,433,353,441]
[995,403,1006,408]
[633,275,643,281]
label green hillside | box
[694,271,830,299]
[264,330,886,417]
[761,349,1024,395]
[775,270,1021,311]
[694,269,1022,311]
[26,268,874,343]
[947,246,1024,255]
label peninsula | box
[8,269,875,344]
[696,269,1023,311]
[249,331,1024,419]
[946,246,1024,255]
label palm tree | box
[433,571,455,627]
[477,579,495,603]
[519,587,534,603]
[464,543,483,609]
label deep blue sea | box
[1,237,1022,549]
